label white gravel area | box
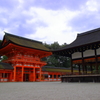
[0,82,100,100]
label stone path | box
[0,82,100,100]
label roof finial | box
[4,31,7,34]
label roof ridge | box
[5,32,42,44]
[77,27,100,37]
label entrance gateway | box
[23,74,29,82]
[0,33,52,82]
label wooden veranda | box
[61,74,100,82]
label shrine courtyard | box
[0,82,100,100]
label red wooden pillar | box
[22,67,24,82]
[33,68,35,81]
[10,72,13,82]
[14,66,16,82]
[39,68,41,81]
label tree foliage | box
[0,40,2,44]
[0,40,8,62]
[43,42,71,68]
[0,55,8,62]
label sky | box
[0,0,100,45]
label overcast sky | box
[0,0,100,44]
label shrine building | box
[0,33,52,82]
[53,28,100,82]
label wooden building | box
[42,66,70,81]
[0,62,13,82]
[52,28,100,82]
[41,66,91,82]
[0,33,52,82]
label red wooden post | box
[22,67,24,82]
[14,66,16,82]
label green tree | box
[0,40,2,43]
[43,42,71,68]
[0,55,8,62]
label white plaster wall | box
[97,48,100,55]
[72,52,81,59]
[83,50,94,57]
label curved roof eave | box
[52,27,100,52]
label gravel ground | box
[0,82,100,100]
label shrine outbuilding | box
[52,28,100,82]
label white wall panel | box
[72,52,81,59]
[97,48,100,55]
[83,50,94,57]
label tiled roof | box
[0,62,13,70]
[42,66,71,72]
[53,28,100,51]
[42,66,91,73]
[2,32,50,51]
